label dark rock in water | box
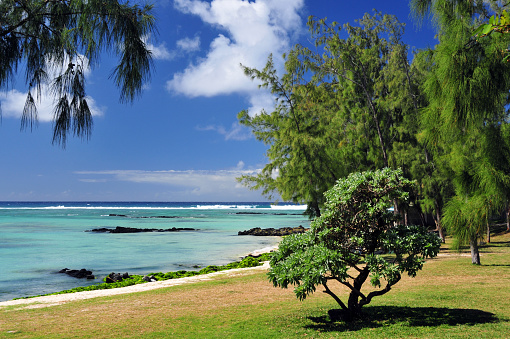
[108,214,181,219]
[238,225,307,236]
[86,226,197,233]
[58,268,95,279]
[234,212,301,215]
[105,272,129,283]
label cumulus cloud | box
[75,167,264,200]
[177,36,201,52]
[196,122,252,140]
[147,41,175,60]
[145,35,200,61]
[168,0,304,115]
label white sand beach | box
[0,262,271,309]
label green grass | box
[1,232,509,338]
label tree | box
[239,12,422,217]
[411,0,510,264]
[238,54,349,217]
[0,0,156,145]
[268,168,441,321]
[404,49,454,241]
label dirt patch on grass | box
[0,264,304,337]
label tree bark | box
[506,204,510,231]
[435,209,446,243]
[347,267,370,318]
[470,238,481,265]
[322,281,347,311]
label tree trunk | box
[506,204,510,232]
[346,267,370,319]
[470,238,481,265]
[435,209,445,243]
[486,221,490,243]
[393,199,401,225]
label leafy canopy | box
[239,12,423,217]
[412,0,510,264]
[0,0,156,145]
[268,168,441,320]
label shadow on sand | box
[306,306,502,332]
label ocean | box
[0,201,309,302]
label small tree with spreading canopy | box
[268,168,441,321]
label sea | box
[0,201,309,302]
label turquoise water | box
[0,202,309,301]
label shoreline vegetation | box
[21,225,305,301]
[3,252,273,304]
[1,227,509,338]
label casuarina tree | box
[239,12,423,217]
[0,0,156,145]
[268,168,441,321]
[411,0,510,264]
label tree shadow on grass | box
[482,241,510,248]
[306,306,502,333]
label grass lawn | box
[1,227,509,338]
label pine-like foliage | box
[0,0,156,145]
[238,12,423,217]
[412,0,510,264]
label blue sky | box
[0,0,437,202]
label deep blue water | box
[0,201,308,301]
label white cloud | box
[247,92,275,116]
[148,41,175,60]
[0,54,105,121]
[196,122,252,140]
[236,160,245,170]
[168,0,304,115]
[177,36,201,52]
[75,167,264,200]
[0,88,104,122]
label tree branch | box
[337,279,367,301]
[359,275,401,307]
[322,281,347,310]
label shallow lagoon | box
[0,202,309,301]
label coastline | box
[0,262,271,309]
[1,202,306,303]
[242,242,280,258]
[0,243,280,309]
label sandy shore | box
[0,262,271,309]
[0,242,280,311]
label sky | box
[0,0,438,202]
